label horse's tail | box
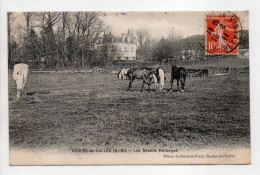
[155,68,161,82]
[118,69,121,79]
[155,68,159,75]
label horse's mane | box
[141,67,155,71]
[172,65,178,71]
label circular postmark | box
[199,11,243,55]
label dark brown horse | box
[127,67,156,92]
[170,65,187,92]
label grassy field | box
[9,68,250,152]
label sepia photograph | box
[7,11,250,165]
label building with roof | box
[96,32,137,61]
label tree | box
[55,12,69,69]
[23,30,42,68]
[8,12,113,70]
[37,12,61,69]
[240,30,249,49]
[8,38,19,68]
[41,25,58,69]
[65,12,107,69]
[8,12,15,68]
[135,29,152,60]
[23,12,35,37]
[98,31,118,67]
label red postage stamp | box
[206,14,241,54]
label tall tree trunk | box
[62,18,66,69]
[7,13,12,67]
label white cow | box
[118,68,129,80]
[13,63,29,99]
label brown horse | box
[127,67,156,92]
[170,65,187,92]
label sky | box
[100,11,249,38]
[11,11,249,39]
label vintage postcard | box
[8,11,250,165]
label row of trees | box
[8,12,249,70]
[8,12,185,70]
[152,29,249,63]
[8,12,109,70]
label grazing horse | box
[118,68,129,80]
[196,69,203,77]
[186,69,194,77]
[188,69,202,77]
[170,65,187,92]
[127,67,156,92]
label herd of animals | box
[12,63,209,100]
[186,68,209,77]
[118,65,188,92]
